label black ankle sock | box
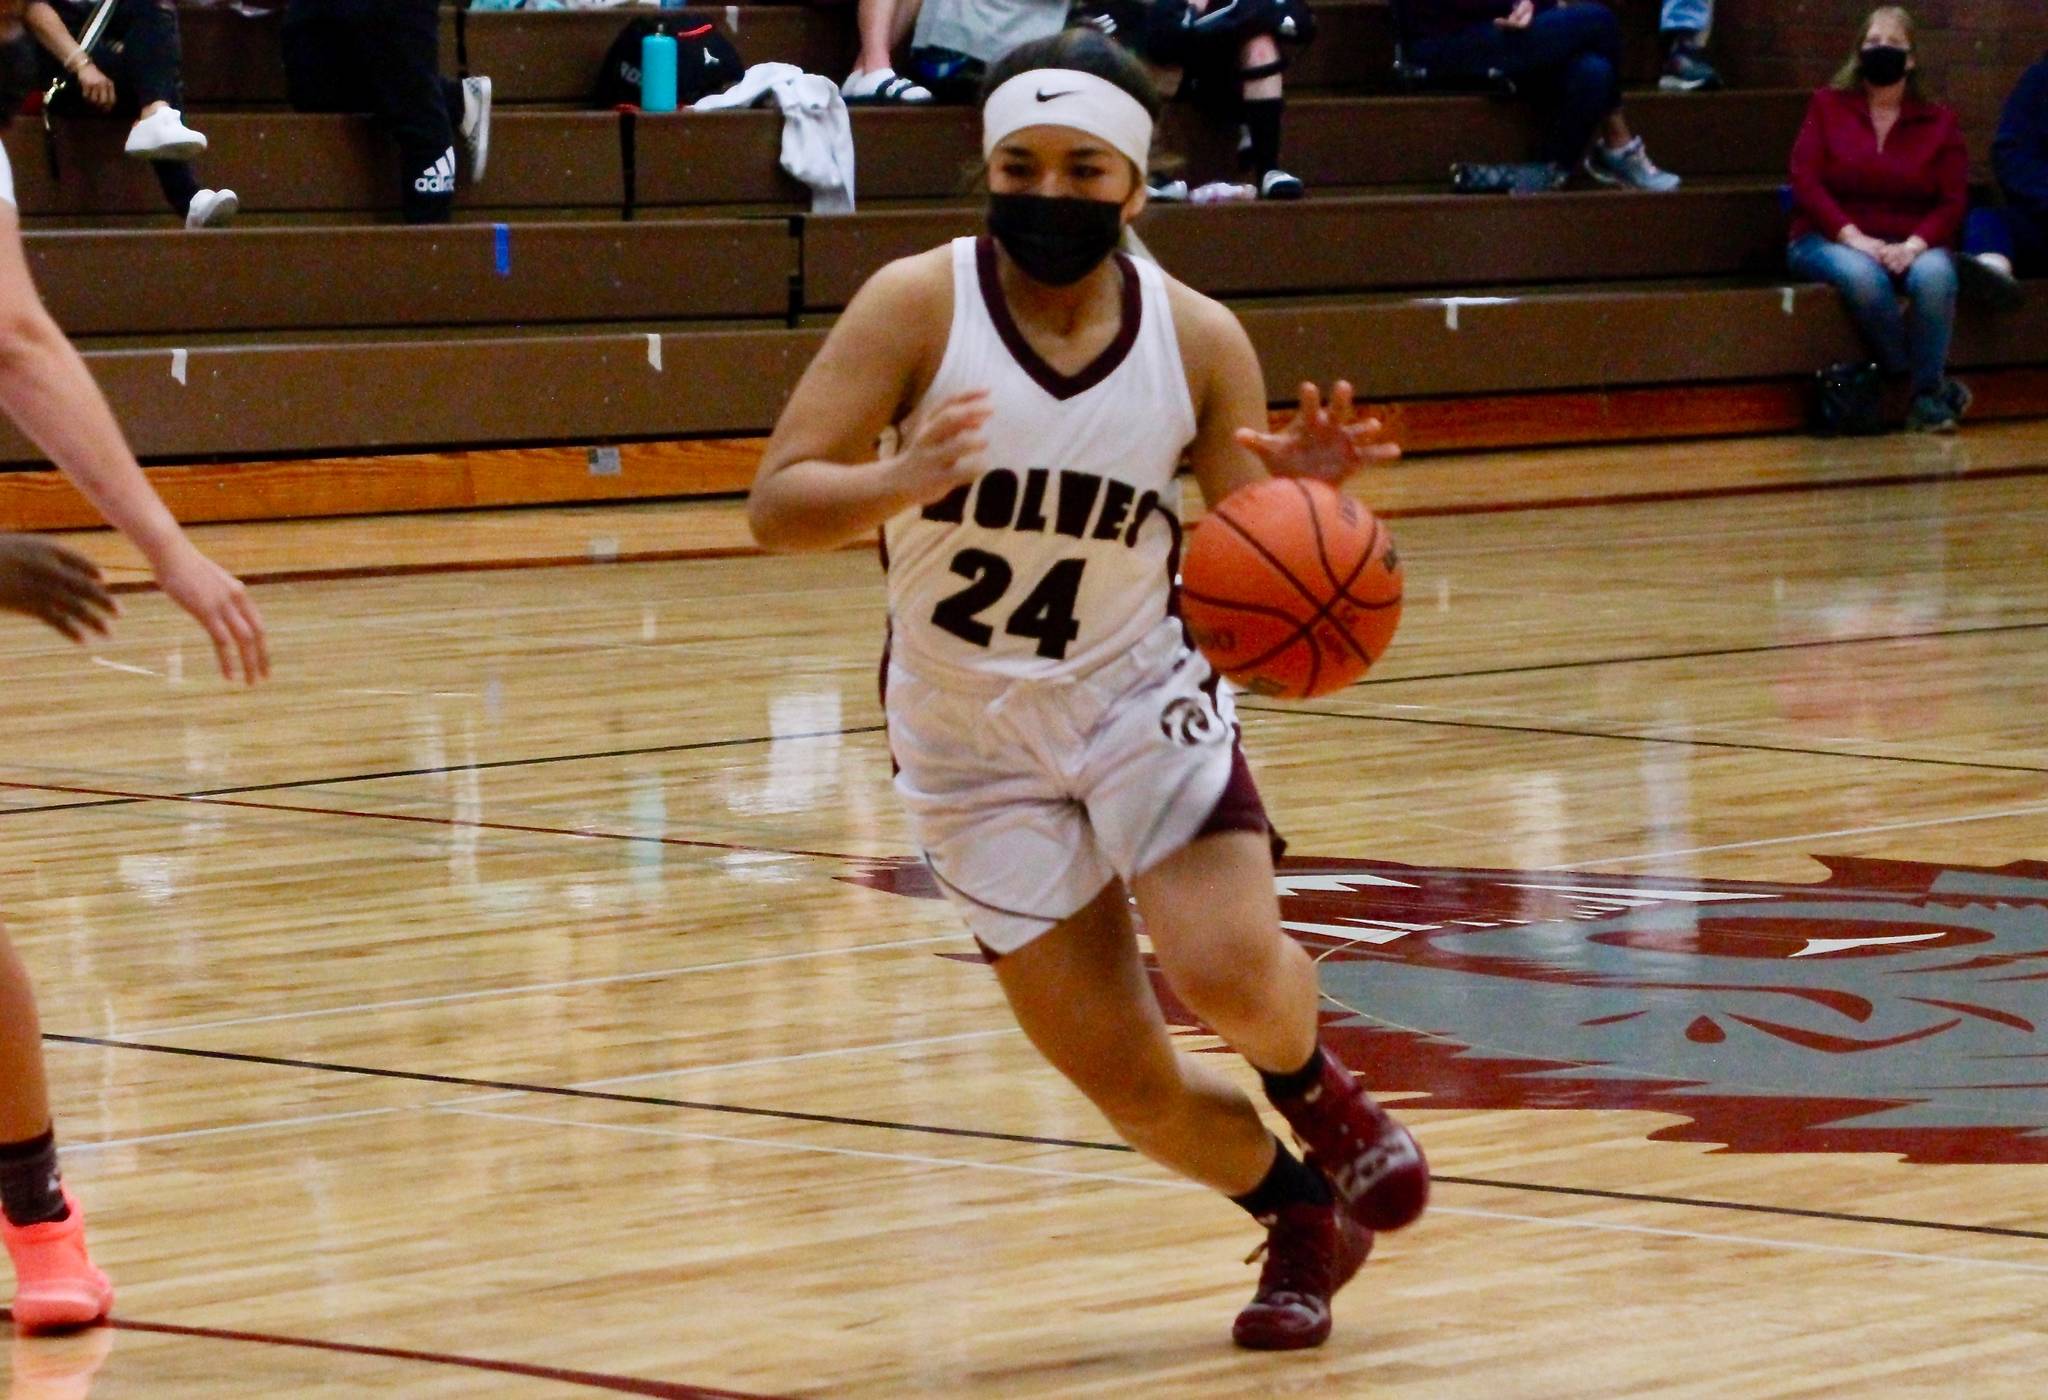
[1231,1138,1333,1220]
[0,1128,67,1227]
[1240,98,1284,177]
[1258,1045,1324,1102]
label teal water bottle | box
[640,27,679,112]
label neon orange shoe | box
[2,1194,112,1335]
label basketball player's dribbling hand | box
[1235,381,1401,485]
[153,543,270,685]
[0,533,117,642]
[891,389,993,507]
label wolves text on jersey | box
[921,467,1171,550]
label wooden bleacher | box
[0,2,2041,527]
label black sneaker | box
[1659,41,1722,92]
[1259,169,1306,201]
[1957,253,2026,311]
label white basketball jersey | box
[883,236,1198,683]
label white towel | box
[693,63,857,215]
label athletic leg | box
[0,923,112,1335]
[991,879,1367,1350]
[1134,830,1429,1231]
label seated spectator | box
[1094,0,1314,202]
[1402,1,1681,193]
[904,0,1067,103]
[24,0,236,228]
[1992,48,2046,276]
[280,0,491,225]
[1658,0,1719,92]
[843,0,933,104]
[1787,6,1971,433]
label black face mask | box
[1857,44,1910,88]
[987,194,1125,287]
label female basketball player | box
[748,27,1424,1351]
[0,12,269,1330]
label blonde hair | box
[1831,6,1925,100]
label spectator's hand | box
[0,533,117,643]
[152,543,269,684]
[886,389,992,508]
[1236,381,1402,485]
[1495,1,1536,29]
[1839,228,1888,263]
[76,61,114,111]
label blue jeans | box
[1410,4,1623,166]
[1788,234,1958,396]
[1662,0,1712,36]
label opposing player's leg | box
[990,877,1367,1348]
[0,925,111,1335]
[1133,829,1429,1233]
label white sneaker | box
[1147,177,1190,202]
[185,187,238,229]
[125,107,207,161]
[460,76,492,184]
[840,68,932,104]
[1190,180,1257,205]
[1584,136,1680,192]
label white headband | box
[982,69,1153,178]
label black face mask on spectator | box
[987,194,1125,287]
[1857,45,1911,88]
[0,32,38,129]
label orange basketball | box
[1180,477,1402,700]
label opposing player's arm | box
[0,200,268,682]
[749,252,988,553]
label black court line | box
[1241,705,2048,776]
[0,723,885,818]
[48,1033,2048,1246]
[1341,618,2048,689]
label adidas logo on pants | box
[413,147,456,195]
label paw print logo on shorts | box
[1159,695,1224,747]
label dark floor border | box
[1,1308,789,1399]
[47,1033,2048,1246]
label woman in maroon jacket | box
[1788,6,1970,431]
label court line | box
[0,778,871,863]
[1561,798,2048,868]
[444,1106,2048,1279]
[1343,619,2048,689]
[0,1310,791,1400]
[118,934,965,1038]
[0,723,887,820]
[47,1031,2048,1245]
[1242,704,2048,775]
[41,1033,1121,1153]
[60,1106,411,1155]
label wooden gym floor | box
[4,423,2047,1397]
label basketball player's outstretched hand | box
[0,533,118,643]
[154,545,270,685]
[1235,381,1401,484]
[892,389,993,506]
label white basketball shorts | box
[884,619,1276,957]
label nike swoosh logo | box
[1035,89,1076,102]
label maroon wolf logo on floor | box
[845,854,2048,1165]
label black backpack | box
[1809,360,1887,436]
[592,19,744,109]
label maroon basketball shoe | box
[1268,1048,1429,1231]
[1232,1201,1373,1351]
